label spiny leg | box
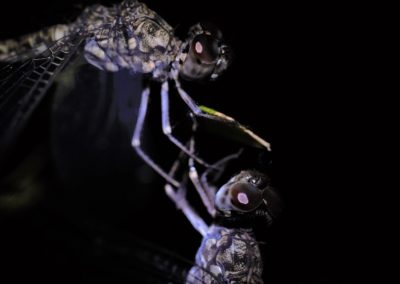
[131,87,180,188]
[160,80,212,167]
[164,144,208,237]
[165,184,208,237]
[174,77,249,157]
[181,114,242,217]
[184,114,217,216]
[173,78,203,115]
[187,136,216,217]
[173,76,272,152]
[189,145,244,217]
[200,148,244,191]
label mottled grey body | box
[0,24,71,60]
[0,0,244,189]
[186,225,263,284]
[0,0,182,81]
[1,4,272,281]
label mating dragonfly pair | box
[0,0,279,283]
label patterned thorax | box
[187,225,263,284]
[0,0,181,81]
[80,0,181,80]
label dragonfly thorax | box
[81,0,182,81]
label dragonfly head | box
[215,171,282,226]
[178,22,231,81]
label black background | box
[0,1,357,283]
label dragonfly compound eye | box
[230,183,264,212]
[191,34,219,64]
[215,181,264,213]
[179,23,231,81]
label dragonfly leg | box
[132,87,180,188]
[173,77,272,152]
[164,114,240,218]
[160,81,212,168]
[187,137,217,217]
[165,184,208,236]
[169,115,216,217]
[188,148,244,217]
[173,78,203,115]
[165,147,208,237]
[200,149,244,190]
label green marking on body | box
[200,105,235,121]
[199,105,217,115]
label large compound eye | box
[230,183,263,212]
[180,23,229,81]
[191,34,219,64]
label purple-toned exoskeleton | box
[0,0,270,185]
[165,140,282,283]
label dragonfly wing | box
[197,105,271,151]
[0,32,86,161]
[89,234,223,284]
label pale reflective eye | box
[191,34,219,64]
[230,183,263,211]
[237,192,249,204]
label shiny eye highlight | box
[230,183,263,212]
[180,22,230,81]
[191,34,219,64]
[248,175,269,189]
[249,177,258,185]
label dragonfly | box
[0,0,270,186]
[49,143,279,283]
[162,134,282,283]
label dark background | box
[0,0,356,283]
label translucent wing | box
[0,32,86,161]
[95,234,224,284]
